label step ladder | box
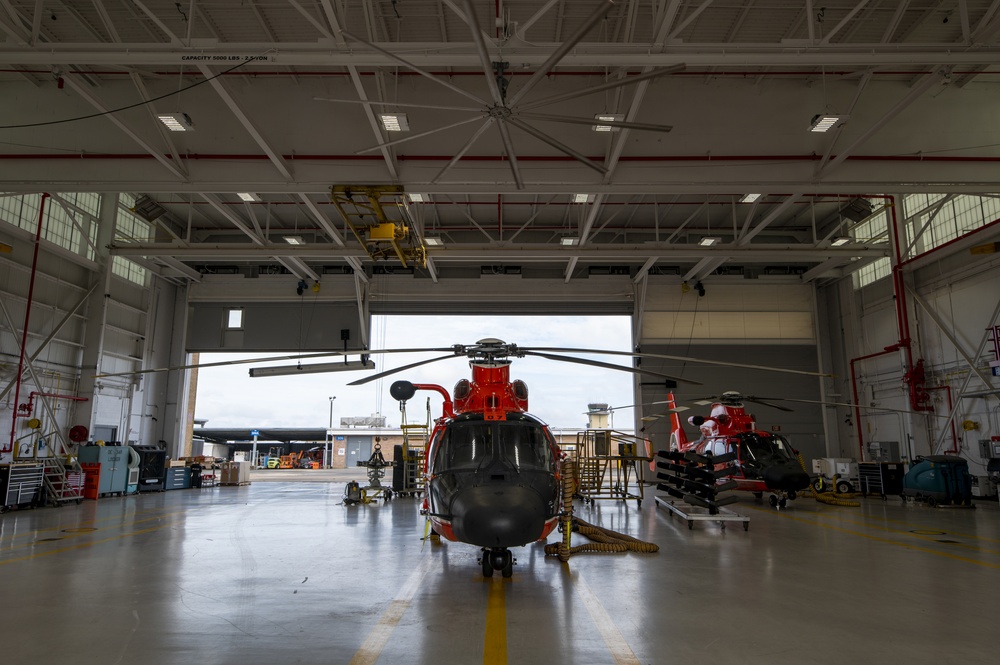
[41,456,84,505]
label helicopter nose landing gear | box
[480,548,515,578]
[767,493,788,509]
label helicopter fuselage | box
[408,362,562,550]
[670,396,810,497]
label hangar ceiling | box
[3,1,1000,287]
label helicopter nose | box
[763,464,811,491]
[450,485,547,548]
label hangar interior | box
[2,2,1000,664]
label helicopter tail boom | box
[668,392,688,452]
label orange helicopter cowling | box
[393,360,561,577]
[667,391,810,508]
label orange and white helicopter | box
[665,391,811,509]
[347,338,700,578]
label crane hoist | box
[329,185,427,268]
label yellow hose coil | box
[545,458,659,559]
[796,453,861,507]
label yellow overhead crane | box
[329,185,426,268]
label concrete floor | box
[1,476,997,665]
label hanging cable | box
[0,56,265,130]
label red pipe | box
[18,391,89,418]
[411,383,455,419]
[5,69,1000,78]
[6,152,1000,164]
[7,193,48,454]
[924,385,959,453]
[850,344,903,460]
[897,215,1000,270]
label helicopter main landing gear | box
[480,547,515,578]
[767,492,792,509]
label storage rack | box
[1,463,45,511]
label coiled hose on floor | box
[796,453,861,507]
[544,458,660,561]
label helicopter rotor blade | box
[525,347,832,378]
[609,399,680,410]
[688,394,794,412]
[608,400,691,413]
[93,347,455,379]
[743,396,794,412]
[779,397,954,418]
[346,354,459,386]
[521,351,703,386]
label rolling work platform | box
[393,397,431,498]
[654,449,748,530]
[654,497,750,531]
[574,429,650,507]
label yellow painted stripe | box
[575,573,641,665]
[349,553,434,665]
[750,506,1000,570]
[0,510,186,553]
[0,520,179,565]
[812,511,1000,546]
[483,578,507,665]
[2,506,180,542]
[807,514,1000,556]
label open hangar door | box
[635,280,827,464]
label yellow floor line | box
[810,509,1000,546]
[483,578,507,665]
[0,519,180,565]
[749,506,1000,570]
[574,572,642,665]
[0,510,186,552]
[348,553,434,665]
[0,505,181,542]
[805,513,1000,555]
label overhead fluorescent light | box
[407,193,425,203]
[157,112,194,132]
[424,237,443,246]
[572,194,592,204]
[593,113,623,132]
[809,114,846,133]
[740,193,762,203]
[561,237,580,246]
[379,113,409,132]
[249,359,375,378]
[131,195,166,222]
[831,236,851,246]
[237,192,261,202]
[699,236,722,246]
[283,236,304,245]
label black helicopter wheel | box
[778,498,787,509]
[501,553,514,579]
[768,495,779,508]
[481,554,494,578]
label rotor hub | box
[486,104,513,120]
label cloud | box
[195,315,636,431]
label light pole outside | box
[326,396,336,468]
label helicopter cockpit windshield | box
[739,432,796,466]
[433,415,555,474]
